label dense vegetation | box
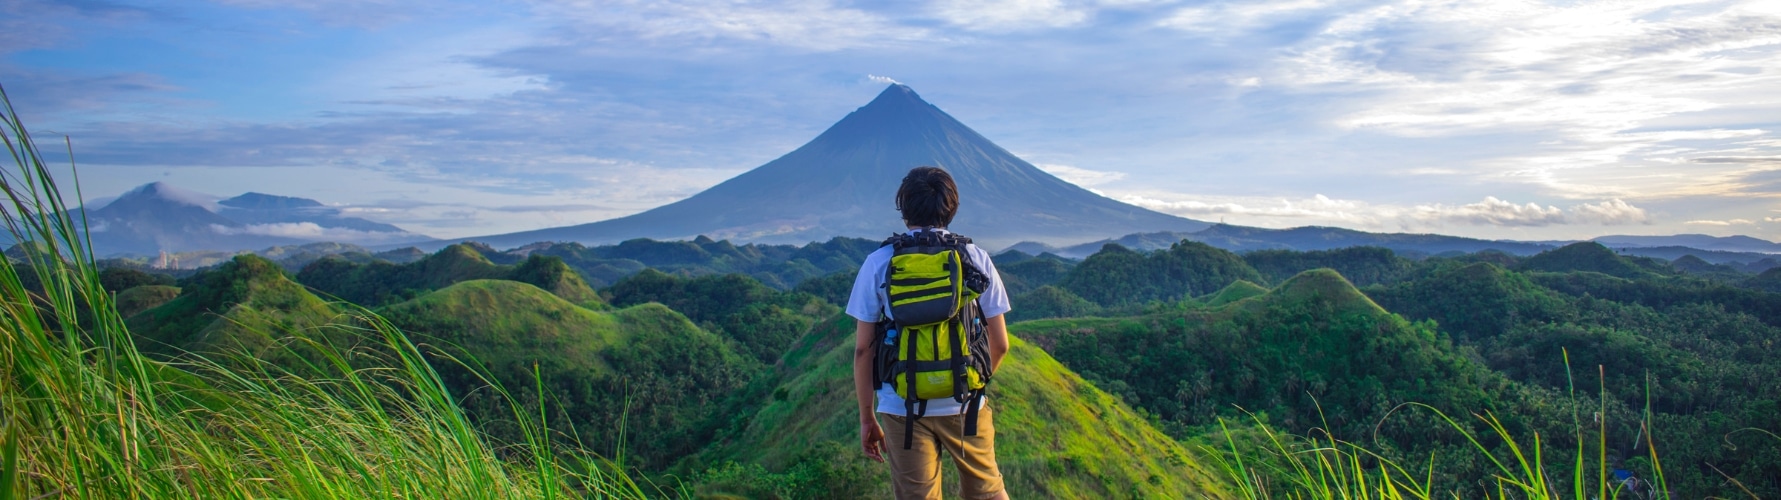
[517,235,880,289]
[94,211,1781,498]
[1007,241,1780,496]
[606,269,835,364]
[685,315,1233,498]
[379,280,761,470]
[2,90,643,499]
[296,243,601,307]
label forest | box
[88,234,1781,498]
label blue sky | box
[5,0,1780,242]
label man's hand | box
[860,419,886,462]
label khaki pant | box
[879,406,1006,500]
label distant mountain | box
[1591,234,1781,253]
[1008,224,1557,258]
[450,84,1209,249]
[82,182,429,256]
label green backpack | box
[873,229,994,449]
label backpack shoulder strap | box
[881,233,908,249]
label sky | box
[4,0,1780,243]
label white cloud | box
[537,0,934,51]
[1120,193,1381,225]
[1568,199,1650,225]
[1686,219,1756,226]
[1410,197,1566,227]
[1122,192,1651,229]
[1034,163,1126,186]
[1157,0,1330,36]
[868,74,902,85]
[929,0,1090,31]
[209,222,420,244]
[1254,0,1781,198]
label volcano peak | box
[454,86,1209,249]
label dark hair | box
[896,166,959,228]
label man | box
[849,166,1013,500]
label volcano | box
[82,182,428,256]
[461,84,1208,248]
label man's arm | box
[853,320,886,462]
[985,314,1009,373]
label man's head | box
[896,166,959,228]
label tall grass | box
[0,84,643,499]
[1205,352,1670,500]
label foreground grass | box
[0,84,642,499]
[1208,360,1677,500]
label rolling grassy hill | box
[297,243,601,307]
[690,314,1234,499]
[116,284,179,318]
[377,279,759,470]
[127,254,347,360]
[1012,269,1607,493]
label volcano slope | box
[458,84,1205,249]
[689,314,1233,499]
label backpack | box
[872,229,994,449]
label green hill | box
[607,269,835,365]
[996,252,1076,296]
[297,243,600,307]
[691,315,1233,499]
[116,285,179,318]
[1743,265,1781,292]
[1014,269,1576,490]
[1198,279,1267,307]
[1241,246,1415,286]
[1007,285,1101,322]
[1367,262,1574,342]
[128,254,346,359]
[378,280,757,469]
[522,235,881,289]
[1518,241,1662,279]
[1058,241,1262,307]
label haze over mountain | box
[448,84,1210,249]
[83,182,429,256]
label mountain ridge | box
[82,182,429,256]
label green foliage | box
[1518,242,1668,279]
[1059,241,1263,307]
[297,244,601,308]
[114,284,178,318]
[690,315,1235,499]
[690,442,886,499]
[98,266,175,292]
[128,254,346,361]
[1742,266,1781,292]
[1242,246,1416,287]
[1025,240,1781,496]
[1008,285,1101,322]
[1015,269,1656,495]
[377,280,760,471]
[0,88,642,499]
[1201,280,1267,307]
[1669,254,1750,283]
[608,269,834,365]
[523,235,880,290]
[1368,262,1574,342]
[792,270,854,306]
[996,252,1077,296]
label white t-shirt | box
[845,229,1011,416]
